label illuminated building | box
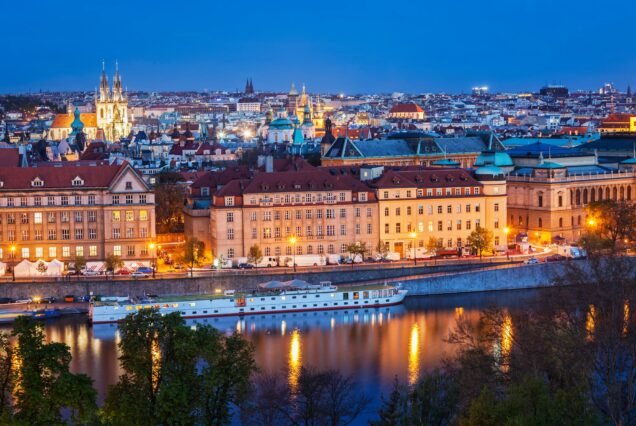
[95,62,131,142]
[0,162,155,264]
[388,103,425,120]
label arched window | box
[559,217,563,228]
[578,215,581,225]
[605,187,610,199]
[620,186,625,200]
[538,218,543,228]
[613,187,618,200]
[583,188,588,204]
[628,186,632,200]
[576,189,581,205]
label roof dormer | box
[31,177,44,187]
[72,176,85,187]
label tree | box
[155,171,186,234]
[346,242,368,264]
[426,237,443,257]
[374,377,408,426]
[467,227,493,259]
[105,254,124,274]
[247,244,264,271]
[584,200,636,253]
[376,241,389,259]
[102,309,256,426]
[74,255,86,272]
[181,237,205,277]
[11,317,97,425]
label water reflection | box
[586,304,596,340]
[408,322,420,386]
[289,329,302,392]
[1,288,545,413]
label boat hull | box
[90,289,407,324]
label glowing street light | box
[587,218,597,227]
[149,242,156,278]
[288,236,297,273]
[409,231,417,266]
[10,245,16,281]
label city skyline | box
[2,0,636,94]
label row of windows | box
[2,227,148,241]
[112,210,150,222]
[0,193,148,207]
[244,223,375,240]
[237,207,375,223]
[0,211,98,224]
[383,203,487,217]
[2,245,148,259]
[382,187,480,199]
[383,219,487,234]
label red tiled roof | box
[0,162,131,190]
[51,113,97,128]
[0,148,21,167]
[372,168,480,189]
[389,103,424,114]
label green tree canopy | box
[467,227,494,259]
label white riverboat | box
[89,280,407,324]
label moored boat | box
[89,280,407,324]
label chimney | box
[266,155,274,173]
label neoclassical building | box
[0,161,155,265]
[506,142,636,244]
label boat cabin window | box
[363,291,369,299]
[343,293,349,300]
[353,292,359,300]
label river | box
[12,288,545,423]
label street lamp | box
[288,236,297,273]
[149,242,156,278]
[10,245,16,282]
[409,232,417,266]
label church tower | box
[95,61,131,142]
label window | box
[34,197,41,206]
[494,219,499,229]
[47,196,55,206]
[75,212,83,222]
[355,208,360,218]
[418,205,424,215]
[558,195,563,207]
[112,211,121,222]
[140,246,148,256]
[437,206,442,214]
[63,247,71,257]
[295,210,301,220]
[34,230,42,240]
[61,196,68,206]
[340,225,347,236]
[72,177,84,186]
[395,223,401,233]
[76,246,84,257]
[112,195,120,205]
[466,204,471,213]
[75,228,84,240]
[7,230,14,241]
[20,197,27,207]
[367,208,372,218]
[21,230,29,241]
[21,248,29,259]
[447,205,452,214]
[367,223,372,234]
[538,194,543,207]
[355,224,360,235]
[326,209,335,219]
[7,214,14,224]
[112,228,120,239]
[384,208,389,217]
[475,204,481,212]
[139,194,147,204]
[88,211,97,222]
[437,221,442,231]
[385,223,389,234]
[113,246,122,256]
[89,229,97,240]
[127,246,135,256]
[466,220,471,230]
[21,213,28,224]
[47,212,56,223]
[34,212,42,224]
[494,203,499,212]
[396,208,401,216]
[225,197,234,206]
[49,247,57,258]
[48,230,56,240]
[327,225,335,236]
[339,192,346,201]
[125,195,133,205]
[140,228,148,238]
[227,229,234,240]
[74,195,81,205]
[89,246,97,257]
[126,228,134,238]
[7,198,14,207]
[62,229,70,240]
[383,191,389,199]
[340,208,346,218]
[226,212,234,223]
[125,181,133,190]
[88,194,96,205]
[227,248,235,258]
[538,218,543,227]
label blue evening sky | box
[1,0,635,94]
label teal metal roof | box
[535,161,564,169]
[474,165,503,175]
[269,118,293,129]
[474,151,513,167]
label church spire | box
[99,60,110,101]
[112,60,123,101]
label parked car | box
[13,298,32,304]
[524,257,539,265]
[238,263,255,269]
[546,254,567,262]
[132,271,150,278]
[116,269,131,275]
[0,297,15,305]
[40,297,57,304]
[80,268,100,276]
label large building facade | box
[210,169,379,260]
[0,162,155,265]
[96,63,131,142]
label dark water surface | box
[15,289,545,423]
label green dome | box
[475,165,504,176]
[70,107,84,132]
[474,151,513,167]
[621,157,636,164]
[269,118,293,130]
